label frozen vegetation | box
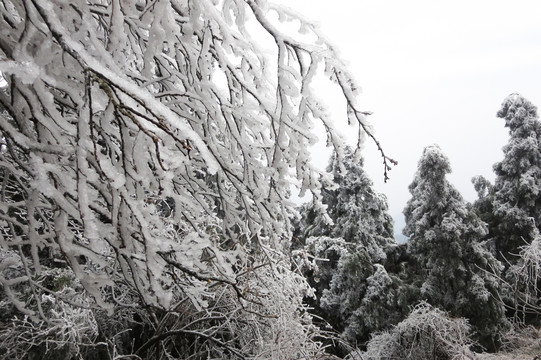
[0,1,540,359]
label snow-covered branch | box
[0,0,385,358]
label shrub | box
[350,302,475,360]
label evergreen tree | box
[297,146,395,303]
[404,145,508,350]
[301,146,395,261]
[491,94,541,263]
[320,258,406,346]
[298,147,402,347]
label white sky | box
[273,0,541,239]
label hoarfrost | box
[0,0,390,358]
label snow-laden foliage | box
[350,302,475,360]
[295,147,400,348]
[498,324,541,356]
[300,147,395,262]
[404,145,508,349]
[319,248,374,334]
[491,94,541,263]
[471,95,541,327]
[301,235,350,298]
[471,174,498,242]
[0,0,387,358]
[358,264,400,331]
[320,259,405,345]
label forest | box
[0,0,540,359]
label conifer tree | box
[299,147,401,346]
[298,147,395,301]
[404,145,507,350]
[491,94,541,263]
[320,258,405,345]
[301,146,395,261]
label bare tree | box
[0,0,393,358]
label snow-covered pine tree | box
[298,147,400,347]
[0,1,394,358]
[403,145,508,350]
[298,147,395,302]
[491,94,541,263]
[301,146,395,261]
[320,257,406,346]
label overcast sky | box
[273,0,541,240]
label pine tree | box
[404,145,507,350]
[491,94,541,263]
[301,146,395,261]
[297,146,395,303]
[298,147,401,347]
[320,258,406,345]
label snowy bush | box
[350,302,475,360]
[499,325,541,356]
[0,266,100,359]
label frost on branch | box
[0,0,384,358]
[506,229,541,323]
